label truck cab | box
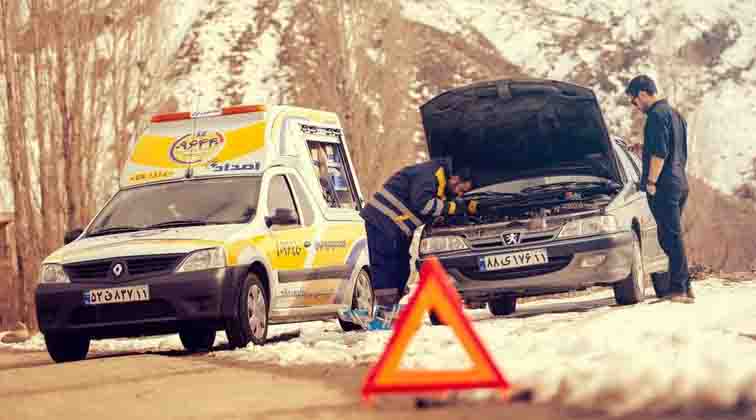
[35,105,373,362]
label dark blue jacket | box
[360,160,463,238]
[642,99,688,191]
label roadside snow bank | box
[4,278,756,415]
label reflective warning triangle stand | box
[361,257,510,401]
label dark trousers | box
[365,221,412,306]
[648,188,690,293]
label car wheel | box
[613,232,646,305]
[339,268,374,332]
[44,333,90,363]
[225,272,268,348]
[651,272,671,298]
[489,296,517,316]
[179,326,216,353]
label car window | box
[308,141,358,210]
[616,147,639,183]
[626,149,643,178]
[288,175,315,226]
[267,175,300,226]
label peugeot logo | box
[502,232,522,246]
[112,263,124,277]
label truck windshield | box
[88,177,261,237]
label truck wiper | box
[145,219,213,229]
[87,225,144,238]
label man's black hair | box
[453,167,473,182]
[626,75,657,97]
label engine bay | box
[436,180,621,228]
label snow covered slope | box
[402,0,756,193]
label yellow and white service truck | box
[35,105,373,362]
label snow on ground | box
[5,277,756,415]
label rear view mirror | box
[64,228,84,245]
[265,208,298,228]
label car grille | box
[70,300,176,325]
[460,255,573,281]
[64,255,185,281]
[465,228,561,250]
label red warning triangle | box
[362,257,510,399]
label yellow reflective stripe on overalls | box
[368,197,412,236]
[377,188,423,227]
[435,167,446,198]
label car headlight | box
[175,248,226,273]
[557,215,619,239]
[419,235,469,255]
[40,264,70,284]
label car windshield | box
[468,175,610,195]
[88,177,261,236]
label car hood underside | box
[420,79,622,187]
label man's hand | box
[646,183,656,196]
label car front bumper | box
[35,266,248,339]
[418,231,634,303]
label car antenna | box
[185,91,203,179]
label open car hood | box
[420,79,622,187]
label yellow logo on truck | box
[169,131,225,164]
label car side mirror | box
[265,208,298,228]
[64,228,84,245]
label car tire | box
[225,272,268,349]
[651,272,671,298]
[613,232,646,305]
[339,268,374,332]
[44,333,90,363]
[488,296,517,316]
[179,326,216,353]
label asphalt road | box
[0,346,751,420]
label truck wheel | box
[613,232,646,305]
[489,296,517,316]
[225,272,268,348]
[179,326,216,353]
[44,333,90,363]
[339,269,374,332]
[651,272,671,298]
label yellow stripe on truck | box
[311,225,364,267]
[129,121,266,169]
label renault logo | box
[501,232,522,246]
[112,263,124,277]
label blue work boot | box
[366,304,406,330]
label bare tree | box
[0,0,171,327]
[281,0,417,197]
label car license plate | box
[479,249,549,272]
[83,285,150,305]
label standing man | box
[360,159,476,312]
[626,75,693,303]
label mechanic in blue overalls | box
[360,159,477,320]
